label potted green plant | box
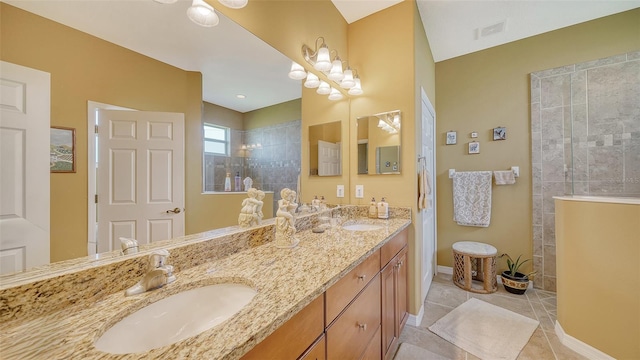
[499,254,536,295]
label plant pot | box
[501,271,529,295]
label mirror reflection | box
[1,2,303,274]
[356,111,401,175]
[309,121,342,176]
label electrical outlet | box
[355,185,364,198]
[336,185,344,198]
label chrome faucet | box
[125,249,176,296]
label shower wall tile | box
[541,107,564,140]
[541,74,571,108]
[542,213,555,246]
[532,163,542,195]
[575,53,626,71]
[543,245,556,277]
[531,53,638,292]
[542,182,564,214]
[533,255,543,289]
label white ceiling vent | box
[475,20,507,40]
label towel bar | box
[448,166,519,179]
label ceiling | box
[4,0,639,112]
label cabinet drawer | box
[360,324,381,360]
[326,273,381,360]
[326,250,380,325]
[300,334,326,360]
[241,295,324,360]
[381,228,408,268]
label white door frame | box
[87,101,133,256]
[420,87,437,303]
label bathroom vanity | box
[0,206,410,359]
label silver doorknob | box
[166,208,181,214]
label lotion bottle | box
[368,197,378,218]
[224,172,231,192]
[234,172,241,191]
[377,197,389,219]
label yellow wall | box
[435,9,640,271]
[0,3,202,263]
[203,102,243,130]
[244,98,301,130]
[555,199,640,359]
[200,193,274,230]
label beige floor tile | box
[426,281,469,308]
[544,329,590,360]
[399,325,466,360]
[469,292,538,320]
[419,301,455,329]
[517,327,556,359]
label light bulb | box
[187,0,219,27]
[348,77,363,95]
[304,72,320,88]
[288,61,307,80]
[340,68,355,89]
[218,0,248,9]
[316,81,330,95]
[328,59,344,81]
[314,45,332,72]
[328,87,343,101]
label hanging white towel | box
[493,170,516,185]
[453,171,492,227]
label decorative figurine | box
[238,188,261,228]
[275,188,299,248]
[243,177,253,192]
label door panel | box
[318,140,340,176]
[421,89,436,301]
[98,110,184,253]
[0,61,50,274]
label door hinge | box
[95,194,98,203]
[95,125,99,133]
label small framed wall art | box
[50,126,76,173]
[468,141,480,154]
[493,127,506,141]
[446,131,457,145]
[470,132,478,138]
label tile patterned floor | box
[397,273,588,360]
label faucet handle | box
[148,249,170,269]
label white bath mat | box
[428,298,539,360]
[393,342,451,360]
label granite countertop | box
[0,217,410,360]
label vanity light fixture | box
[218,0,248,9]
[301,37,363,95]
[288,61,307,80]
[304,72,320,88]
[328,87,343,101]
[348,75,363,95]
[328,53,345,82]
[155,0,248,27]
[317,81,331,95]
[340,67,355,89]
[377,111,401,134]
[187,0,219,27]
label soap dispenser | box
[224,172,231,192]
[377,197,389,219]
[369,197,378,218]
[234,172,241,191]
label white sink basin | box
[342,224,384,231]
[94,283,257,354]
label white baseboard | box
[555,321,615,360]
[437,265,533,289]
[407,304,424,327]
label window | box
[203,123,229,156]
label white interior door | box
[97,110,184,253]
[0,61,50,275]
[318,140,340,176]
[421,88,436,301]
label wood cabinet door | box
[395,248,409,333]
[380,261,396,359]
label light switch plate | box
[355,185,364,198]
[336,185,344,198]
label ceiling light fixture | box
[187,0,219,27]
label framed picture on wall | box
[493,127,507,141]
[446,131,457,145]
[50,126,76,173]
[468,141,480,154]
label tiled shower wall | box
[530,51,640,291]
[204,120,301,213]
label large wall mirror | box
[357,110,401,175]
[309,121,342,176]
[1,1,303,274]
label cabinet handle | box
[357,274,366,281]
[357,322,367,331]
